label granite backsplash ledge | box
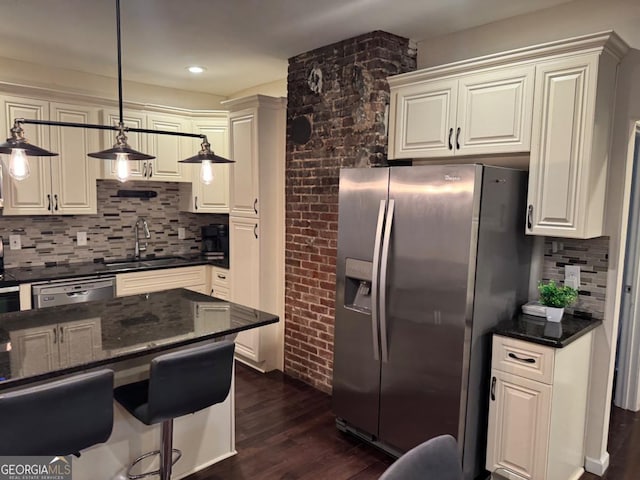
[1,180,227,268]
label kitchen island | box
[0,289,279,480]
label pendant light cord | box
[116,0,124,126]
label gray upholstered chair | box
[0,369,114,456]
[114,340,235,480]
[379,434,463,480]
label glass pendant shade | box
[200,159,214,185]
[8,149,30,181]
[115,152,130,182]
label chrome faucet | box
[134,217,151,259]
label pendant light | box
[86,0,154,182]
[0,0,233,184]
[0,119,57,182]
[179,139,233,185]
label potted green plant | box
[538,280,578,322]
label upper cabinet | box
[179,115,230,213]
[0,95,99,216]
[388,31,628,239]
[526,51,618,238]
[388,65,534,158]
[228,108,259,218]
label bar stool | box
[0,369,114,455]
[114,340,235,480]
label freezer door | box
[379,164,481,452]
[333,167,389,437]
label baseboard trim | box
[585,452,610,476]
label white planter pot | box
[545,306,564,322]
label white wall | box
[0,56,226,110]
[417,0,640,68]
[413,0,640,474]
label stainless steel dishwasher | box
[32,276,116,309]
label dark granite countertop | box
[493,313,601,348]
[0,288,277,390]
[3,254,228,284]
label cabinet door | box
[486,370,551,480]
[229,109,259,217]
[192,119,230,213]
[230,217,261,361]
[49,103,99,214]
[100,109,146,180]
[527,55,597,237]
[456,65,534,155]
[9,326,59,377]
[58,318,102,368]
[388,79,457,159]
[0,96,52,215]
[146,113,189,182]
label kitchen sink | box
[103,256,187,269]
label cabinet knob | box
[54,194,59,211]
[527,205,533,229]
[448,128,453,150]
[194,196,198,210]
[253,198,258,215]
[47,194,52,211]
[254,224,258,239]
[455,127,461,150]
[142,162,147,177]
[148,162,152,178]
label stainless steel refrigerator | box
[333,164,531,479]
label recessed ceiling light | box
[187,66,206,74]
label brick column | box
[285,31,416,392]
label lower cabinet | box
[209,266,230,300]
[10,318,102,377]
[229,216,282,371]
[115,266,207,296]
[486,333,593,480]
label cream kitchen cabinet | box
[526,49,621,238]
[10,318,102,377]
[388,64,534,159]
[115,266,207,297]
[224,95,285,219]
[223,95,285,372]
[179,116,230,213]
[100,110,190,182]
[486,333,593,480]
[209,266,230,300]
[0,95,99,215]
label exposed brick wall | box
[284,31,416,392]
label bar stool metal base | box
[127,419,182,480]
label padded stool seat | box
[0,369,114,456]
[379,434,463,480]
[115,340,235,480]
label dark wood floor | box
[188,363,393,480]
[189,363,640,480]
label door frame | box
[615,122,640,411]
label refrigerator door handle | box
[371,200,387,360]
[379,198,395,363]
[371,199,387,362]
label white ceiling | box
[0,0,574,96]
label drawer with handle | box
[211,267,230,288]
[492,335,555,384]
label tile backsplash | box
[1,180,227,268]
[542,236,608,319]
